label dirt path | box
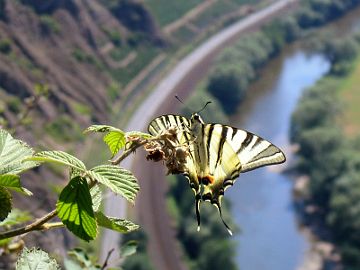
[100,1,299,268]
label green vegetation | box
[121,229,155,270]
[191,1,237,29]
[39,15,61,34]
[0,113,181,268]
[0,0,5,20]
[72,48,103,70]
[111,47,160,85]
[45,115,83,142]
[144,0,202,26]
[291,33,360,269]
[204,0,360,116]
[297,0,360,28]
[0,38,11,54]
[337,54,360,135]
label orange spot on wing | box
[200,175,215,185]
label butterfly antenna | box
[196,101,212,114]
[175,94,185,105]
[216,203,233,236]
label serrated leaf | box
[0,186,11,221]
[0,129,38,175]
[83,125,123,134]
[90,185,102,212]
[88,165,139,204]
[104,131,126,157]
[0,174,32,195]
[95,211,139,233]
[125,131,152,139]
[16,247,60,270]
[57,176,97,241]
[28,151,86,172]
[121,240,138,258]
[0,208,31,226]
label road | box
[100,0,299,268]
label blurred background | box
[1,0,360,269]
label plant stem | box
[111,141,147,165]
[0,209,58,240]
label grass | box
[172,25,197,43]
[337,56,360,137]
[110,46,160,85]
[191,1,238,29]
[109,46,132,62]
[144,0,202,26]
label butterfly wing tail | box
[195,193,201,232]
[214,202,233,236]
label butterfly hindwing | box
[225,127,286,173]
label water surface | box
[227,48,330,270]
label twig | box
[101,248,115,270]
[111,141,147,165]
[0,209,58,240]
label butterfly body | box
[148,113,285,235]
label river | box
[227,46,329,270]
[227,6,360,269]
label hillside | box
[0,0,264,267]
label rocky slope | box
[0,0,162,128]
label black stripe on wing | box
[148,114,190,136]
[224,126,286,172]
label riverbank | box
[290,24,360,269]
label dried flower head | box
[144,126,190,175]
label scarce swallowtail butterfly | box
[148,113,286,235]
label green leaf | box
[0,174,32,195]
[0,208,31,226]
[88,165,139,204]
[83,125,131,156]
[83,125,123,134]
[90,185,102,212]
[16,247,60,270]
[28,151,86,172]
[0,186,11,221]
[0,129,38,175]
[95,211,139,233]
[125,131,152,139]
[104,131,125,157]
[121,240,138,258]
[65,248,101,270]
[57,176,97,241]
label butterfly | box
[148,113,286,235]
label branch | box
[101,248,115,270]
[111,140,147,165]
[0,209,58,240]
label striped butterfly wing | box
[198,123,242,234]
[226,127,286,173]
[147,114,200,195]
[198,123,285,234]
